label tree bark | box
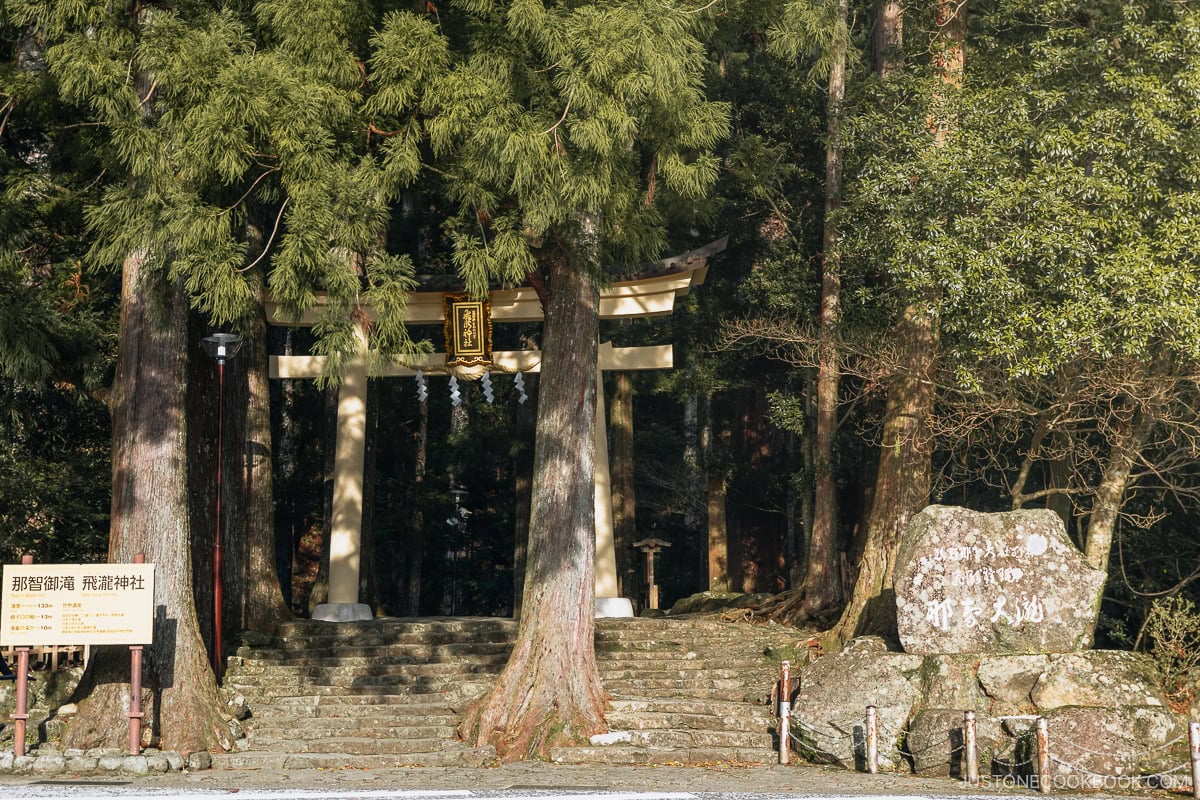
[707,474,730,591]
[1085,408,1152,571]
[830,0,963,644]
[64,247,230,754]
[873,0,904,76]
[461,243,605,760]
[798,0,849,620]
[234,280,290,634]
[609,372,636,597]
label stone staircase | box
[215,615,798,769]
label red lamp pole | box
[202,333,242,678]
[213,354,226,675]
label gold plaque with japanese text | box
[444,294,493,368]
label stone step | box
[604,710,773,733]
[240,687,489,706]
[609,697,776,718]
[599,676,751,692]
[230,662,506,681]
[599,667,765,682]
[239,644,514,662]
[618,728,770,748]
[596,652,770,665]
[245,720,458,740]
[276,617,516,636]
[547,744,776,766]
[244,701,468,719]
[228,684,486,700]
[228,664,502,685]
[608,687,768,702]
[214,745,495,770]
[246,736,463,755]
[269,629,517,648]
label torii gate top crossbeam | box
[264,237,723,328]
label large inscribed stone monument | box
[894,506,1105,655]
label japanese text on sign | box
[1,563,155,646]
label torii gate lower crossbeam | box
[270,340,671,620]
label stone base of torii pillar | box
[312,602,374,622]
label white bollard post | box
[964,710,979,785]
[866,705,879,774]
[778,660,791,765]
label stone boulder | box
[907,708,1004,777]
[1041,706,1182,789]
[790,637,923,770]
[1031,651,1170,709]
[978,654,1049,713]
[894,506,1105,655]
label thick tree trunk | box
[461,248,605,760]
[873,0,904,76]
[798,0,849,619]
[609,372,636,597]
[707,474,730,591]
[1085,409,1152,571]
[832,302,937,642]
[234,284,290,634]
[65,247,230,754]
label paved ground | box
[0,761,1159,798]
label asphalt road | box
[0,763,1146,800]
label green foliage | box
[0,382,110,564]
[839,0,1200,380]
[372,0,729,287]
[1144,595,1200,703]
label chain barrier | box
[1050,729,1186,760]
[772,663,1200,797]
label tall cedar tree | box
[830,0,963,643]
[11,0,424,749]
[762,0,853,622]
[368,0,727,758]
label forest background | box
[2,0,1200,755]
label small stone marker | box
[894,506,1105,655]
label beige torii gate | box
[267,238,724,621]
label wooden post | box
[129,553,146,755]
[1188,721,1200,800]
[865,704,878,774]
[633,538,671,611]
[12,554,32,757]
[1036,716,1050,793]
[964,710,979,784]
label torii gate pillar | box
[298,341,668,622]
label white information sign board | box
[0,563,155,646]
